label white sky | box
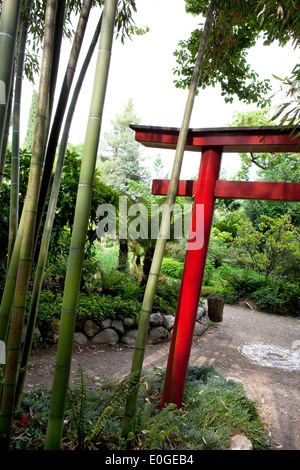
[21,0,299,179]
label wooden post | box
[207,295,224,322]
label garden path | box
[25,302,300,451]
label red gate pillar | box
[160,146,223,408]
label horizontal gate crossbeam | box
[152,179,300,202]
[131,125,300,153]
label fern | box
[138,403,181,450]
[138,402,152,431]
[67,364,88,449]
[85,405,113,449]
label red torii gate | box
[130,124,300,408]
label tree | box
[230,108,300,227]
[98,99,151,272]
[173,0,299,109]
[235,214,300,281]
[98,98,151,193]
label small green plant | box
[11,365,273,451]
[67,365,88,449]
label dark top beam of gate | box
[130,125,300,153]
[152,179,300,202]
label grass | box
[11,364,273,451]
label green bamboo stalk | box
[48,1,66,129]
[14,1,102,410]
[0,213,25,344]
[8,0,32,266]
[33,0,92,259]
[0,0,22,191]
[121,0,216,438]
[0,0,57,449]
[1,86,13,190]
[44,0,118,450]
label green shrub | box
[219,266,261,297]
[160,257,184,279]
[29,290,141,334]
[26,290,62,329]
[77,293,141,323]
[251,279,300,316]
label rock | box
[226,376,246,389]
[111,319,125,335]
[198,314,210,328]
[149,312,163,326]
[163,314,175,330]
[43,318,60,344]
[123,317,135,329]
[231,434,253,450]
[226,377,252,400]
[193,321,207,336]
[147,326,170,344]
[120,329,139,347]
[92,328,119,345]
[196,304,207,320]
[99,319,111,329]
[74,332,88,346]
[22,326,41,342]
[84,320,100,337]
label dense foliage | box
[11,364,273,450]
[174,0,300,110]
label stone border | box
[73,304,210,347]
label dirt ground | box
[24,302,300,451]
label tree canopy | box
[173,0,300,109]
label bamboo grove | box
[1,0,295,451]
[0,0,142,450]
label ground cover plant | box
[10,364,273,451]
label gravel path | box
[25,303,300,450]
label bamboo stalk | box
[47,1,66,131]
[0,0,22,191]
[14,1,102,410]
[8,0,31,265]
[1,86,13,191]
[44,0,117,450]
[33,0,92,259]
[121,0,216,438]
[0,0,57,449]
